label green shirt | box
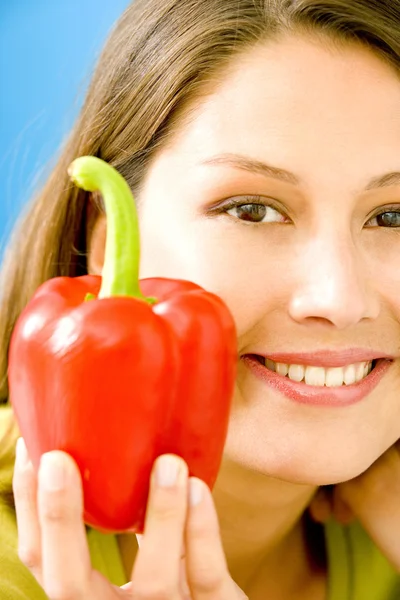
[325,518,400,599]
[0,402,398,598]
[1,492,399,598]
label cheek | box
[363,235,400,317]
[138,211,289,336]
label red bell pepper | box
[8,156,237,533]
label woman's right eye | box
[226,202,286,224]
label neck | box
[212,457,320,593]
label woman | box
[1,0,400,598]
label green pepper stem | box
[68,156,147,301]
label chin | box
[223,413,389,487]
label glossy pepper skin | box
[8,156,237,533]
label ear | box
[86,194,107,275]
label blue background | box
[0,0,130,252]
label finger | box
[137,528,190,597]
[131,455,188,598]
[120,582,133,591]
[179,547,191,599]
[13,438,43,584]
[37,451,92,599]
[339,446,400,569]
[308,488,333,524]
[186,478,243,599]
[331,491,355,525]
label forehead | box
[165,36,400,182]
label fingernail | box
[15,438,29,467]
[156,455,182,488]
[189,478,204,506]
[40,453,66,491]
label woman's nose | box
[288,234,380,330]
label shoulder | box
[0,405,18,476]
[0,405,17,510]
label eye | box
[225,201,287,224]
[366,209,400,228]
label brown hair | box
[1,0,400,471]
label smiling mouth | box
[250,355,380,388]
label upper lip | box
[246,349,394,368]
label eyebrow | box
[201,153,300,185]
[364,171,400,191]
[201,153,400,192]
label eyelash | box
[366,205,400,228]
[214,197,400,229]
[214,196,288,224]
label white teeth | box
[265,358,373,387]
[355,363,366,383]
[325,367,344,388]
[288,365,305,382]
[343,364,356,385]
[276,363,289,376]
[305,366,325,386]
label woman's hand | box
[13,438,247,599]
[309,441,400,572]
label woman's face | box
[96,36,400,485]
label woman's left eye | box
[366,210,400,228]
[226,202,286,224]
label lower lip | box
[243,356,392,407]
